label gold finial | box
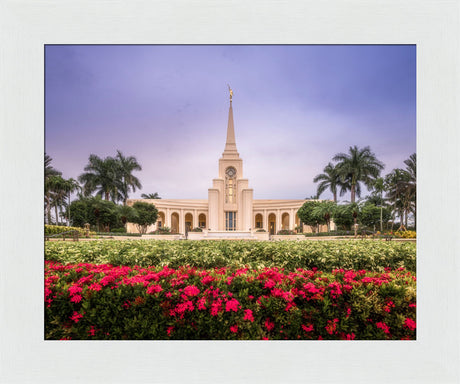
[227,84,233,102]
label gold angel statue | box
[227,84,233,101]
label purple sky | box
[45,45,416,201]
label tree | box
[131,202,158,234]
[44,154,62,224]
[141,192,161,199]
[68,196,120,231]
[117,205,137,226]
[78,154,123,202]
[63,178,80,226]
[332,203,360,234]
[313,163,348,202]
[333,146,385,203]
[116,150,142,205]
[297,201,325,233]
[369,177,386,231]
[45,175,67,225]
[385,168,411,230]
[359,202,391,231]
[312,201,337,232]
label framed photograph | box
[1,1,459,383]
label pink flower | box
[88,283,102,291]
[409,303,416,308]
[167,326,174,336]
[183,285,200,297]
[404,318,416,331]
[68,284,82,296]
[243,309,254,322]
[70,311,83,323]
[346,333,355,340]
[230,325,238,333]
[302,324,314,333]
[70,294,82,303]
[88,326,96,336]
[225,298,240,312]
[265,318,275,331]
[210,299,222,316]
[146,284,163,295]
[325,319,339,335]
[194,297,205,310]
[376,322,390,334]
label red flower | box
[403,318,416,331]
[183,285,200,297]
[88,283,102,291]
[225,298,240,312]
[230,325,238,333]
[243,309,254,322]
[167,326,174,336]
[302,324,314,333]
[346,333,355,340]
[146,284,163,295]
[70,294,82,303]
[325,319,339,335]
[265,318,275,331]
[70,311,83,323]
[68,284,82,296]
[376,321,390,334]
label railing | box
[45,230,80,242]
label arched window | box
[225,167,237,203]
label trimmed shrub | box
[45,225,95,237]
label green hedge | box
[45,240,416,272]
[45,261,416,340]
[45,225,96,237]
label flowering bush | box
[45,224,95,237]
[45,240,416,272]
[393,231,416,239]
[45,262,416,340]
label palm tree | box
[313,162,348,202]
[385,169,409,230]
[403,153,416,229]
[141,192,161,199]
[44,154,61,224]
[78,154,123,202]
[369,177,385,231]
[312,201,337,232]
[116,150,142,205]
[46,175,67,225]
[333,146,385,203]
[63,178,80,226]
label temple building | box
[127,90,325,238]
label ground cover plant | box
[45,261,416,340]
[45,240,416,272]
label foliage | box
[297,201,325,232]
[313,162,348,202]
[78,151,142,203]
[150,227,171,235]
[45,225,95,237]
[256,229,266,232]
[332,146,384,203]
[190,227,203,232]
[69,196,119,231]
[393,231,416,239]
[45,240,416,273]
[359,202,391,229]
[332,204,357,230]
[45,262,416,340]
[141,192,161,199]
[131,202,159,234]
[276,230,296,235]
[312,201,337,232]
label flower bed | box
[45,240,416,272]
[45,261,416,340]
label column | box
[276,209,281,234]
[289,209,295,230]
[263,209,268,231]
[179,209,184,234]
[193,210,198,229]
[165,208,170,228]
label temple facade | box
[127,92,325,237]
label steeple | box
[222,86,239,159]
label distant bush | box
[45,225,95,237]
[276,229,296,235]
[190,227,203,232]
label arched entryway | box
[268,213,276,235]
[185,213,193,232]
[255,213,263,229]
[198,213,206,228]
[171,212,179,233]
[157,211,165,229]
[282,212,290,230]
